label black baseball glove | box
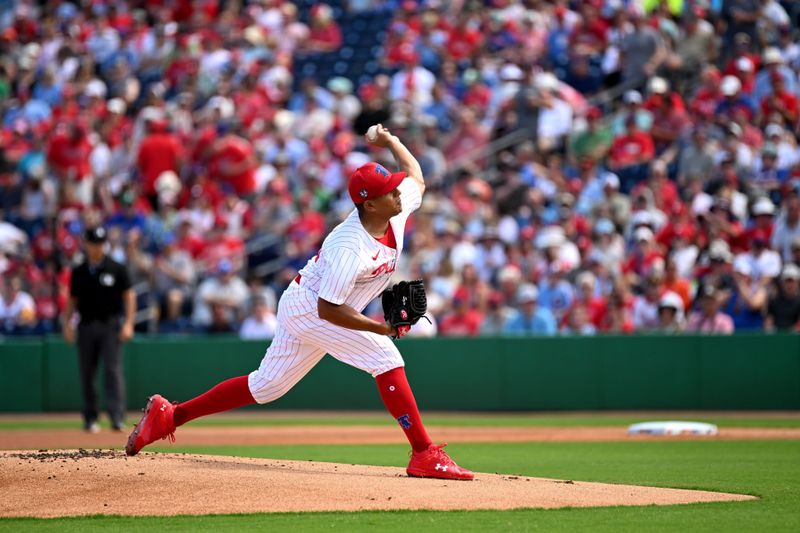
[381,279,430,339]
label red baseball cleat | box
[406,443,474,480]
[125,394,176,456]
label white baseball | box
[366,125,379,142]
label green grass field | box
[2,412,799,430]
[1,415,799,532]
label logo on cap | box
[374,165,389,178]
[359,188,368,198]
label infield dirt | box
[0,450,755,517]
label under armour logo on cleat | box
[435,463,448,472]
[160,404,166,411]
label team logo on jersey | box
[374,165,389,178]
[359,188,368,198]
[397,414,412,428]
[100,273,115,287]
[371,260,396,277]
[400,309,408,320]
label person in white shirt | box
[734,232,783,284]
[535,73,573,152]
[390,52,436,109]
[0,276,36,334]
[239,296,278,340]
[191,259,250,328]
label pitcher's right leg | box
[126,325,325,455]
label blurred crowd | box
[1,0,800,338]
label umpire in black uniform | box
[63,226,135,432]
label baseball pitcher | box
[126,124,473,480]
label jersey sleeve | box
[398,177,423,215]
[317,248,363,305]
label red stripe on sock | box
[173,375,255,427]
[375,367,432,453]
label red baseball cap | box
[348,162,406,204]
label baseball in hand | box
[366,125,380,143]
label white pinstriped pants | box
[247,283,404,404]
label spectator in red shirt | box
[197,219,245,272]
[631,160,679,215]
[306,4,342,53]
[438,288,483,336]
[760,71,799,128]
[137,117,183,207]
[649,92,690,153]
[724,32,761,76]
[47,123,92,203]
[610,119,655,170]
[452,263,491,313]
[286,192,326,249]
[569,3,608,59]
[563,271,606,327]
[207,124,258,197]
[598,280,635,333]
[174,218,206,259]
[461,69,492,113]
[623,227,664,281]
[445,15,483,64]
[690,66,723,119]
[732,56,756,95]
[643,77,686,114]
[608,117,655,191]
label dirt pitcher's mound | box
[0,450,754,517]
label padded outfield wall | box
[1,335,798,412]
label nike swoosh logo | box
[372,251,380,260]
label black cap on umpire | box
[85,226,108,244]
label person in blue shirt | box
[503,284,557,336]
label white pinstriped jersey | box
[293,178,423,313]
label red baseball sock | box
[375,367,432,453]
[173,375,255,427]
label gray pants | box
[77,319,125,425]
